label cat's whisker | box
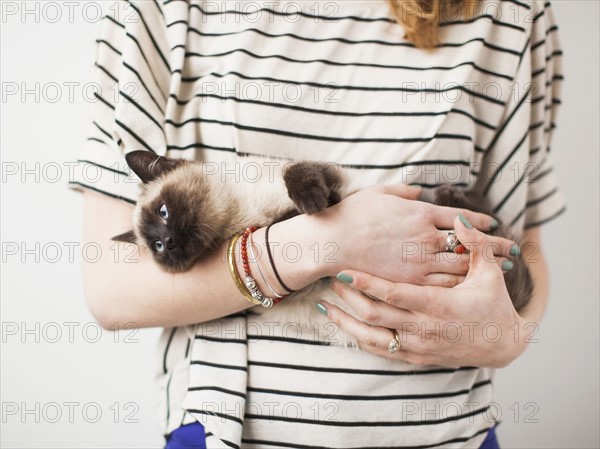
[197,221,219,237]
[190,226,217,251]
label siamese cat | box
[113,151,532,346]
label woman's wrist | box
[254,213,341,291]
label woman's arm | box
[82,185,508,330]
[82,190,321,329]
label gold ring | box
[387,330,401,354]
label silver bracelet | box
[248,231,286,299]
[238,228,274,308]
[243,273,274,308]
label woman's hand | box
[302,183,516,287]
[319,213,530,368]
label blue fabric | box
[165,422,498,449]
[479,426,500,449]
[165,422,206,449]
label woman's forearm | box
[81,191,328,329]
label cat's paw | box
[283,162,342,214]
[433,184,494,220]
[433,184,468,208]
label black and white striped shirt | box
[71,0,566,447]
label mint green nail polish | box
[489,219,499,230]
[502,260,514,271]
[316,303,328,316]
[510,245,521,256]
[457,213,473,229]
[336,272,353,283]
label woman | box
[72,0,565,447]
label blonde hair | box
[387,0,479,49]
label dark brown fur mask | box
[112,151,232,273]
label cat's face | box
[136,182,214,272]
[112,151,222,273]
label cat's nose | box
[164,236,177,250]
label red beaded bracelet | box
[240,227,283,306]
[240,226,256,278]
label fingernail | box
[509,245,521,256]
[489,218,499,230]
[336,272,353,283]
[457,213,473,229]
[502,260,514,271]
[316,302,328,316]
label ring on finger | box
[444,230,466,254]
[387,329,401,354]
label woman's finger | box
[423,273,466,288]
[424,252,470,275]
[453,213,506,277]
[424,256,511,287]
[429,204,497,232]
[318,301,400,351]
[434,230,519,259]
[379,182,422,200]
[465,234,520,259]
[498,257,515,273]
[330,279,415,328]
[424,251,513,285]
[320,301,432,364]
[332,271,449,314]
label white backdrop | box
[1,1,598,448]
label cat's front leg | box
[283,161,345,214]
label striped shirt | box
[71,0,566,447]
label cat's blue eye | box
[154,240,165,253]
[159,204,169,220]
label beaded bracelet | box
[240,227,275,308]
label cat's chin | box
[154,249,216,274]
[154,258,197,274]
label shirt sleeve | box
[472,0,566,232]
[69,1,171,204]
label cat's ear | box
[111,230,138,244]
[125,150,184,184]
